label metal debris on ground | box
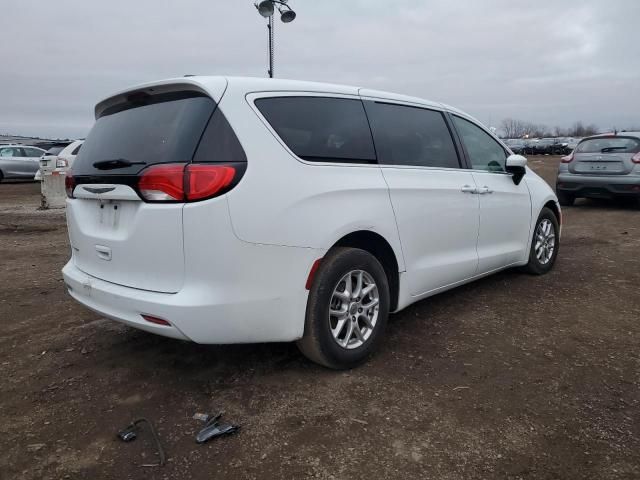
[195,412,240,444]
[116,417,166,467]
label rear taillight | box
[185,164,236,201]
[56,158,68,168]
[65,170,75,198]
[138,164,185,201]
[561,152,574,163]
[137,163,237,202]
[632,152,640,164]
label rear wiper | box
[93,158,147,170]
[600,147,627,153]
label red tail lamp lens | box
[138,164,236,202]
[65,170,75,198]
[138,164,185,201]
[186,165,236,201]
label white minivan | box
[63,76,560,369]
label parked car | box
[35,143,73,180]
[556,132,640,206]
[534,138,565,155]
[523,138,539,155]
[62,76,561,369]
[38,140,83,178]
[551,138,570,155]
[0,145,45,181]
[504,138,526,154]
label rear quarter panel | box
[220,88,406,272]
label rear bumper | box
[63,262,191,340]
[556,173,640,198]
[63,239,323,344]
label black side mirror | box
[505,154,527,185]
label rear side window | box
[452,116,507,172]
[364,101,460,168]
[71,144,82,155]
[576,137,640,154]
[255,97,376,164]
[45,146,65,156]
[73,91,216,175]
[24,147,43,157]
[193,108,247,163]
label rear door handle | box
[461,185,477,194]
[477,186,494,195]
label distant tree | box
[500,118,529,138]
[501,118,601,138]
[554,126,568,137]
[568,122,599,137]
[585,124,598,136]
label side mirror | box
[506,154,527,185]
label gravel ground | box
[1,158,639,480]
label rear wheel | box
[556,190,575,207]
[297,247,390,369]
[523,207,559,275]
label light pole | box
[255,0,297,78]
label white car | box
[62,76,560,369]
[37,140,83,179]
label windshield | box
[576,137,640,154]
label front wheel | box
[297,247,390,369]
[523,207,560,275]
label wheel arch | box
[544,199,561,221]
[331,230,400,312]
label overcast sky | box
[1,0,638,138]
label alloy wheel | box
[535,219,556,265]
[328,270,380,349]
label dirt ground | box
[1,157,639,480]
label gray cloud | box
[1,0,638,138]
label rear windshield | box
[576,137,640,154]
[45,146,65,155]
[255,96,376,164]
[73,91,216,175]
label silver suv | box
[556,132,640,206]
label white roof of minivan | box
[95,75,477,123]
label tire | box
[297,247,390,369]
[523,207,560,275]
[556,190,575,207]
[0,171,3,183]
